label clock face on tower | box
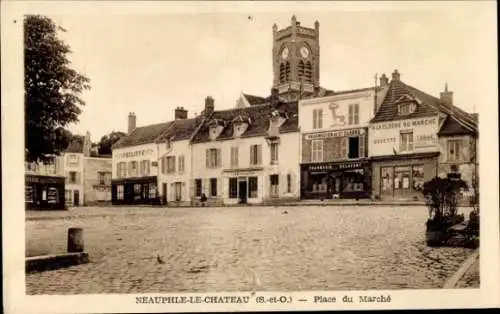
[300,46,310,58]
[281,47,289,60]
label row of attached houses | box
[111,69,478,206]
[25,132,113,209]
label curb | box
[26,252,89,273]
[442,250,479,289]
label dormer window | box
[208,119,226,141]
[398,102,416,115]
[267,110,288,138]
[232,115,251,138]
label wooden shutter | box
[189,180,195,198]
[206,149,210,168]
[172,157,176,173]
[341,138,348,158]
[217,149,222,168]
[257,145,262,165]
[249,145,255,165]
[203,178,210,196]
[217,177,222,198]
[359,135,366,158]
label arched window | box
[298,60,305,79]
[279,63,286,83]
[285,62,291,82]
[305,61,313,83]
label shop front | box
[222,168,264,205]
[371,152,439,200]
[300,160,371,199]
[25,174,66,210]
[111,176,159,205]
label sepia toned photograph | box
[2,1,499,312]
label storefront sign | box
[224,170,262,177]
[305,128,365,140]
[370,117,437,130]
[306,161,366,172]
[116,149,155,159]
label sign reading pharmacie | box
[304,128,366,140]
[305,160,368,172]
[115,148,155,159]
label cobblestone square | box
[25,205,478,294]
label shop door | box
[73,190,80,206]
[238,181,247,204]
[162,183,167,204]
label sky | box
[43,2,496,142]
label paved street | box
[26,206,477,294]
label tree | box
[97,131,127,155]
[24,15,90,162]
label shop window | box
[250,145,262,165]
[311,140,323,162]
[270,174,279,196]
[447,139,463,162]
[287,174,292,193]
[381,167,394,194]
[394,166,411,191]
[195,179,202,197]
[348,104,359,125]
[133,184,141,200]
[25,186,34,203]
[342,170,365,193]
[46,187,58,204]
[313,109,323,129]
[210,178,217,197]
[117,185,124,200]
[166,156,176,173]
[412,165,425,193]
[270,143,279,164]
[348,137,360,159]
[230,146,239,167]
[149,183,157,199]
[249,176,258,198]
[399,131,414,152]
[229,178,238,199]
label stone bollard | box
[67,228,84,253]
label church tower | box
[272,16,320,101]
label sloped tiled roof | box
[191,101,299,143]
[371,77,477,136]
[243,93,270,106]
[65,136,84,153]
[113,122,174,149]
[156,118,200,143]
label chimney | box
[391,69,401,81]
[83,131,91,157]
[204,96,214,117]
[174,106,188,120]
[380,73,389,88]
[128,112,136,135]
[440,83,453,107]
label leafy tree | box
[98,131,127,155]
[25,15,90,162]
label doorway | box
[162,183,167,204]
[238,181,247,204]
[73,190,80,206]
[175,182,182,201]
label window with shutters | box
[210,178,217,197]
[206,148,221,168]
[178,155,185,172]
[312,109,323,129]
[270,143,279,164]
[348,104,359,125]
[250,145,262,165]
[230,146,238,167]
[311,140,323,162]
[447,139,464,162]
[400,131,414,152]
[166,156,176,173]
[229,178,238,198]
[195,179,202,197]
[270,174,279,196]
[287,174,292,193]
[249,176,258,198]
